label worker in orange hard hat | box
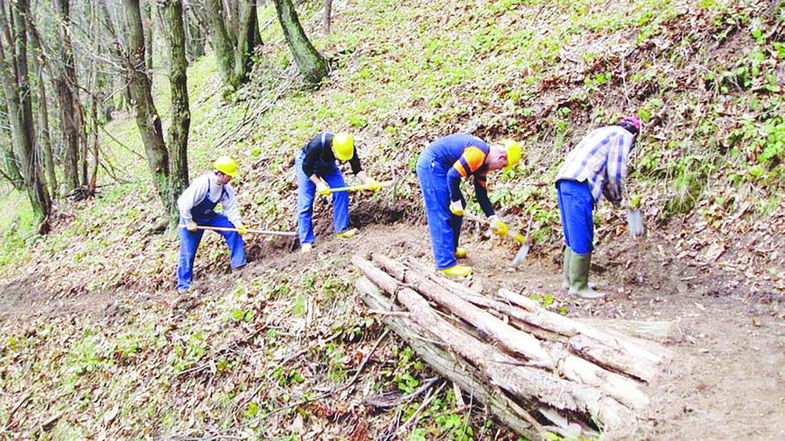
[295,132,381,253]
[176,156,247,292]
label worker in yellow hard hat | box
[295,132,380,253]
[416,134,522,277]
[176,156,247,292]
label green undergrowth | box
[1,0,784,439]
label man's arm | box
[602,132,630,204]
[177,176,209,223]
[221,185,242,226]
[473,173,495,217]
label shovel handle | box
[179,225,297,236]
[325,181,393,193]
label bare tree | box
[27,16,58,196]
[122,0,174,217]
[272,0,328,86]
[52,0,86,193]
[0,0,51,232]
[160,0,190,199]
[323,0,332,34]
[203,0,261,90]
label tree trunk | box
[204,0,240,89]
[52,0,82,192]
[141,0,154,71]
[27,18,57,197]
[272,0,328,86]
[323,0,332,34]
[233,0,260,85]
[0,0,51,232]
[183,4,206,61]
[122,0,174,216]
[161,0,190,214]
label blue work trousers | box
[557,180,594,254]
[295,152,349,245]
[177,214,246,290]
[417,153,464,270]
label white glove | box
[449,200,464,216]
[488,215,509,237]
[315,180,330,196]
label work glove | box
[316,180,331,196]
[235,223,248,235]
[512,232,526,245]
[186,220,198,232]
[488,215,509,237]
[449,200,464,216]
[364,177,382,191]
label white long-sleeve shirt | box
[177,172,242,225]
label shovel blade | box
[627,209,645,237]
[512,244,530,266]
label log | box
[384,256,648,408]
[368,254,554,369]
[395,258,667,382]
[354,256,631,430]
[356,276,545,440]
[577,318,684,344]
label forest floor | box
[2,205,784,440]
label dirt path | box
[1,221,783,439]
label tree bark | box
[323,0,332,34]
[272,0,328,86]
[161,0,191,210]
[27,16,57,196]
[122,0,174,216]
[204,0,240,89]
[141,0,154,71]
[0,0,51,231]
[233,0,260,85]
[52,0,82,192]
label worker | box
[295,132,380,252]
[555,116,641,299]
[416,134,522,277]
[176,156,247,292]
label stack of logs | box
[353,253,675,440]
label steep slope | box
[1,0,784,439]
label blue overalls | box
[416,147,467,270]
[176,181,246,290]
[295,151,350,245]
[556,180,594,254]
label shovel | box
[627,209,645,237]
[322,180,394,194]
[624,196,645,237]
[512,214,534,266]
[179,225,297,236]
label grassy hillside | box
[1,0,784,439]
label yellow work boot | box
[455,247,468,259]
[301,243,313,254]
[440,264,473,277]
[334,228,358,239]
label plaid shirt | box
[555,125,634,203]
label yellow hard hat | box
[214,156,239,177]
[502,139,522,169]
[332,133,354,161]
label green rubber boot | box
[561,247,572,290]
[569,252,606,299]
